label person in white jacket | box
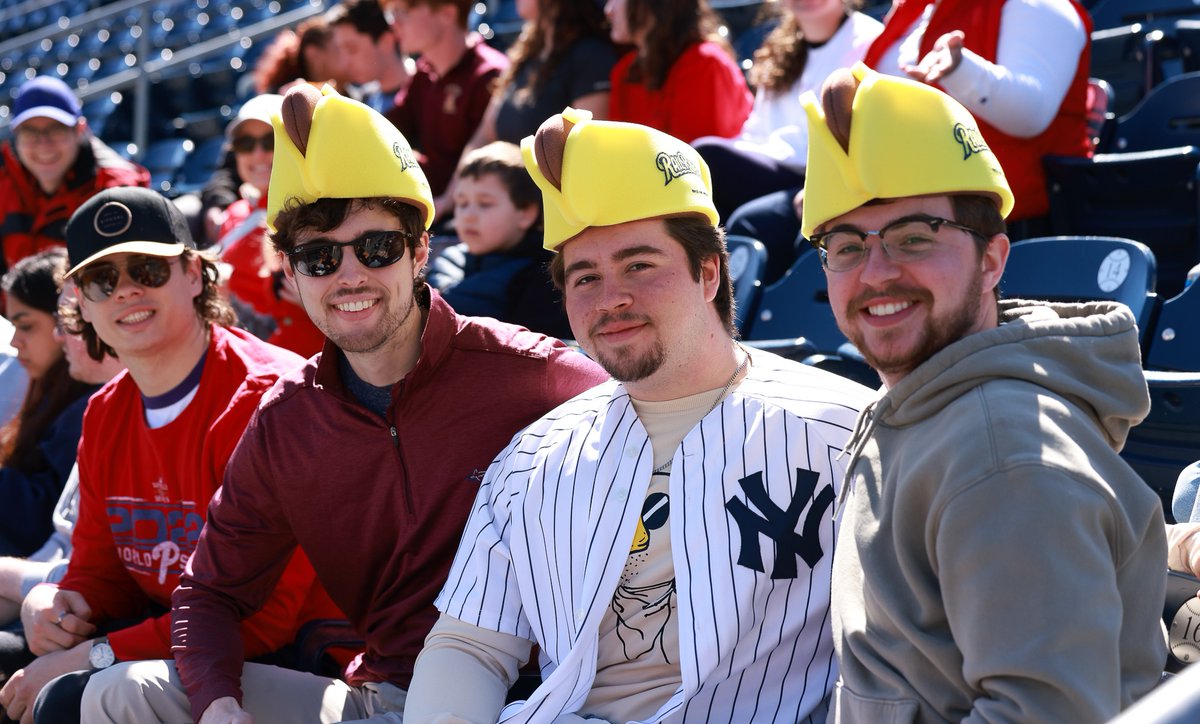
[694,0,880,282]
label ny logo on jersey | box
[725,469,833,579]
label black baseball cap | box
[66,187,196,277]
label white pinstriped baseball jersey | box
[436,349,874,723]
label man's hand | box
[20,585,95,655]
[0,640,90,724]
[199,696,253,724]
[903,30,966,84]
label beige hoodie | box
[832,300,1166,723]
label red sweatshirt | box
[60,325,338,662]
[173,292,609,720]
[610,41,753,143]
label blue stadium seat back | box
[1043,145,1200,299]
[714,0,771,41]
[141,137,194,196]
[1112,71,1200,152]
[1001,236,1160,351]
[472,0,523,52]
[1090,21,1176,116]
[725,234,768,335]
[1087,77,1118,153]
[173,135,227,196]
[80,93,132,142]
[106,139,138,161]
[1118,370,1200,523]
[174,105,235,142]
[733,17,778,69]
[1090,0,1200,31]
[1146,273,1200,371]
[1176,19,1200,75]
[745,246,848,353]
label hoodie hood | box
[876,299,1148,450]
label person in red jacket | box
[0,77,150,278]
[216,93,327,357]
[0,187,340,724]
[76,86,608,723]
[605,0,752,143]
[862,0,1091,225]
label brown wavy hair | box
[254,17,337,94]
[749,1,861,93]
[62,250,235,362]
[495,0,610,102]
[619,0,732,91]
[0,249,91,471]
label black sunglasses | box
[286,230,415,278]
[75,255,174,302]
[231,133,274,154]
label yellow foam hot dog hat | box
[522,107,718,251]
[267,84,434,231]
[801,63,1013,239]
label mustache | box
[848,285,933,311]
[328,287,380,302]
[589,312,652,338]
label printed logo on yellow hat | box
[267,84,434,231]
[521,107,719,251]
[800,63,1014,240]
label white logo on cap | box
[94,201,133,237]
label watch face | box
[89,641,116,670]
[1170,597,1200,665]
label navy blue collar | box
[142,350,207,410]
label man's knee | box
[80,660,182,721]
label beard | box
[586,313,667,382]
[309,286,417,354]
[843,272,984,380]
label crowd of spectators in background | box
[0,0,1198,721]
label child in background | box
[428,141,570,339]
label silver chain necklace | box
[652,346,750,475]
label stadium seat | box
[1043,145,1200,299]
[1112,71,1200,152]
[741,249,879,385]
[172,135,227,197]
[1086,77,1117,152]
[1147,273,1200,371]
[140,137,194,195]
[1090,21,1174,116]
[1000,236,1160,352]
[1090,0,1200,31]
[1119,370,1200,523]
[746,247,843,348]
[725,234,767,335]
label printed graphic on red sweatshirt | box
[107,495,204,585]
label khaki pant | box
[80,659,407,723]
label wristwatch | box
[88,637,117,670]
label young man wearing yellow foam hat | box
[402,108,874,723]
[804,63,1167,722]
[76,86,607,723]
